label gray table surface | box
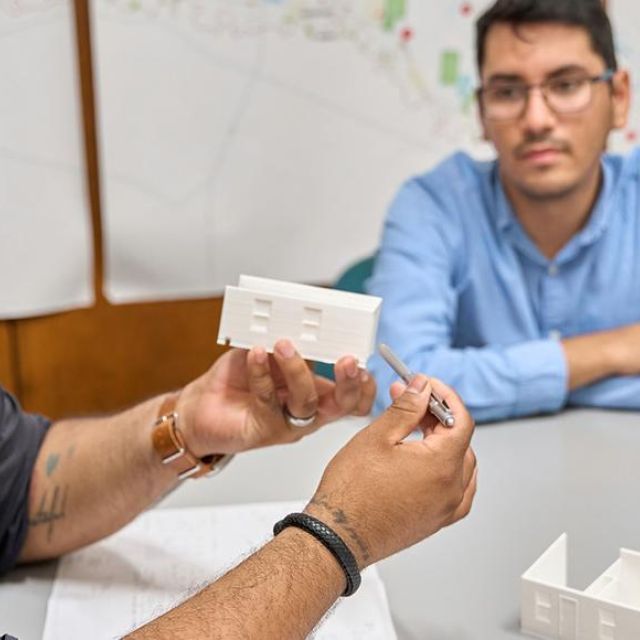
[1,409,639,640]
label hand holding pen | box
[379,343,455,428]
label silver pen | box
[378,343,455,428]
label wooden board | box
[0,322,17,395]
[15,299,227,419]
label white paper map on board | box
[0,0,93,319]
[42,502,398,640]
[93,0,493,304]
[93,0,640,304]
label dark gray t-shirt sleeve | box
[0,387,51,575]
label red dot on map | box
[400,27,414,43]
[626,130,638,143]
[461,3,473,16]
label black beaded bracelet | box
[273,512,362,597]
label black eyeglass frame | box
[476,69,615,121]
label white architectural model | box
[522,533,640,640]
[217,275,382,367]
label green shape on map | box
[441,50,459,86]
[383,0,406,31]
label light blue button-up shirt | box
[366,150,640,422]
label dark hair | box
[476,0,618,73]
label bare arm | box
[18,341,375,564]
[128,376,477,639]
[562,323,640,390]
[20,396,176,562]
[128,528,344,640]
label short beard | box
[502,154,603,205]
[511,176,583,202]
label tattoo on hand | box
[29,485,69,542]
[309,495,370,563]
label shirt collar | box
[572,158,614,249]
[492,157,615,264]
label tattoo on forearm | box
[309,495,370,563]
[29,485,69,542]
[45,453,60,477]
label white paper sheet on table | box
[0,0,93,319]
[43,501,397,639]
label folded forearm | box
[562,328,628,390]
[370,339,568,423]
[19,395,178,562]
[568,375,640,409]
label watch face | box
[205,453,235,477]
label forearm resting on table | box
[562,324,638,391]
[370,338,567,422]
[127,526,344,640]
[19,395,178,563]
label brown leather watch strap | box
[152,392,233,480]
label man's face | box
[479,22,629,200]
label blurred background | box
[0,0,635,418]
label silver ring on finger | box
[283,406,317,428]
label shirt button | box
[548,330,562,340]
[548,264,559,277]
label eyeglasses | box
[477,70,614,121]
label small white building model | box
[217,275,382,367]
[522,533,640,640]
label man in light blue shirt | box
[367,0,640,422]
